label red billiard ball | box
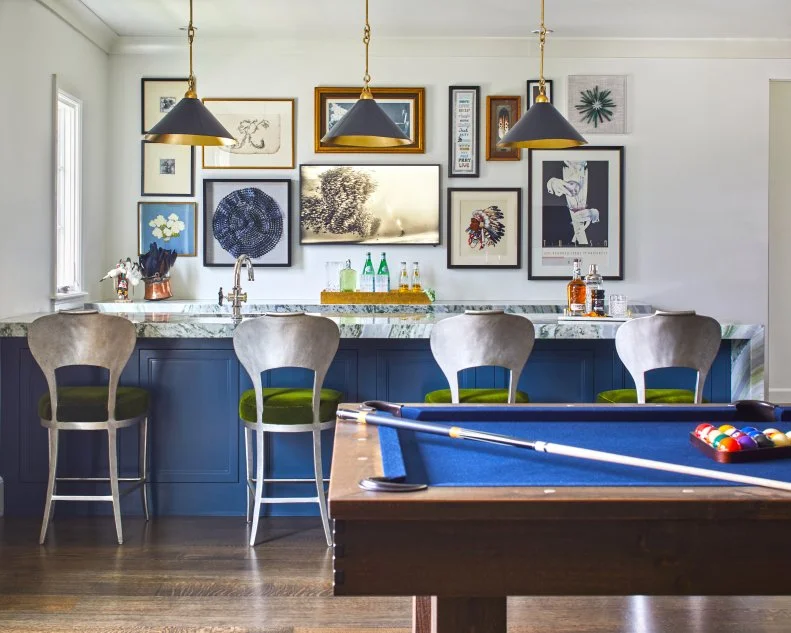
[718,436,741,452]
[695,423,714,438]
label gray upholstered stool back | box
[614,311,722,404]
[429,311,536,403]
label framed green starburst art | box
[568,75,626,134]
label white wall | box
[0,0,109,317]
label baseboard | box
[767,388,791,404]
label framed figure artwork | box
[140,141,194,197]
[141,77,189,133]
[528,146,624,280]
[201,98,295,169]
[448,86,480,178]
[485,95,521,161]
[447,188,521,269]
[314,87,425,153]
[138,201,197,256]
[203,179,291,267]
[526,79,553,107]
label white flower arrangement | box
[149,213,186,242]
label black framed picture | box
[140,141,194,197]
[141,77,189,134]
[203,179,291,267]
[527,79,553,108]
[447,188,521,269]
[448,86,480,178]
[528,146,624,280]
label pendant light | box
[320,0,410,148]
[499,0,586,150]
[145,0,235,147]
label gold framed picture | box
[485,95,522,161]
[314,87,425,153]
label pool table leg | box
[413,596,506,633]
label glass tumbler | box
[609,294,628,318]
[325,261,343,291]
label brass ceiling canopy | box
[499,0,587,150]
[145,0,235,147]
[320,0,411,147]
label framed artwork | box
[203,179,291,267]
[568,75,627,134]
[300,164,440,245]
[447,188,521,269]
[314,87,425,153]
[141,77,189,133]
[527,79,553,107]
[140,141,194,197]
[528,146,624,280]
[138,201,197,257]
[201,98,295,169]
[485,95,521,161]
[448,86,480,178]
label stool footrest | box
[255,496,320,504]
[252,477,330,483]
[51,495,114,502]
[56,477,144,483]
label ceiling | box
[77,0,791,40]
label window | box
[55,90,82,295]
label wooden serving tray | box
[320,290,431,305]
[689,433,791,463]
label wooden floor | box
[1,517,791,632]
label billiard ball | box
[737,435,758,450]
[711,433,730,448]
[731,430,746,439]
[718,424,735,435]
[707,428,724,443]
[763,428,781,436]
[718,436,740,452]
[750,433,774,449]
[695,423,714,438]
[741,426,759,435]
[768,432,791,447]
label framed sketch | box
[138,201,197,257]
[485,95,521,161]
[447,188,521,269]
[528,146,624,280]
[141,141,194,197]
[141,77,189,133]
[203,179,291,267]
[201,98,295,169]
[527,79,553,108]
[568,75,627,134]
[448,86,480,178]
[300,164,440,245]
[314,87,425,153]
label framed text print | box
[448,86,480,178]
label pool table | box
[328,402,791,633]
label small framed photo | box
[140,141,194,197]
[528,146,624,280]
[314,87,425,153]
[138,201,197,257]
[568,75,627,134]
[141,77,189,133]
[203,179,291,267]
[485,95,521,161]
[202,98,295,169]
[447,188,521,269]
[527,79,553,108]
[448,86,480,178]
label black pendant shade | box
[499,101,587,150]
[320,97,411,148]
[145,97,236,146]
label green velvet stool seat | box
[38,386,150,422]
[239,387,343,425]
[425,388,530,405]
[596,388,697,405]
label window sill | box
[51,291,89,311]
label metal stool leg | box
[139,416,150,521]
[244,426,254,523]
[249,428,265,547]
[107,427,123,545]
[39,428,59,545]
[311,426,332,547]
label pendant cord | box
[538,0,546,96]
[186,0,197,98]
[361,0,373,98]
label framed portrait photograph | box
[447,188,521,269]
[138,201,197,257]
[528,146,624,280]
[141,77,189,133]
[203,179,291,267]
[140,141,194,197]
[568,75,627,134]
[201,98,295,169]
[485,95,521,161]
[314,87,425,153]
[300,164,440,245]
[527,79,553,108]
[448,86,480,178]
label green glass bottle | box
[361,252,375,292]
[375,252,390,292]
[339,259,357,292]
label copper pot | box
[144,278,172,301]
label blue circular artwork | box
[212,187,283,258]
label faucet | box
[220,254,255,322]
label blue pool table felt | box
[378,405,791,487]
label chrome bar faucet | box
[220,254,255,322]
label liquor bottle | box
[339,259,357,292]
[410,262,422,292]
[566,258,586,316]
[584,263,603,314]
[360,252,375,292]
[375,252,390,293]
[398,262,410,291]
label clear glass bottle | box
[375,252,390,292]
[410,262,422,291]
[584,264,603,314]
[566,258,586,315]
[339,259,357,292]
[360,252,375,292]
[398,262,410,291]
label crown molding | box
[35,0,118,54]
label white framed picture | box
[567,75,627,134]
[141,77,189,133]
[140,141,194,197]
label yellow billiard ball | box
[768,432,791,447]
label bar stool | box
[28,313,150,545]
[597,310,722,404]
[233,313,341,547]
[425,310,535,404]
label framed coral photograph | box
[447,188,521,269]
[138,201,197,257]
[485,95,521,161]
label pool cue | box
[337,407,791,494]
